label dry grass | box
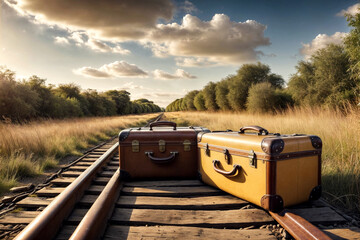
[0,113,158,194]
[165,107,360,213]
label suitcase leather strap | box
[198,143,321,161]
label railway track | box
[0,113,359,239]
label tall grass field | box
[0,113,158,194]
[165,107,360,214]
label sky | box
[0,0,359,107]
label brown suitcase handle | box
[149,121,177,130]
[145,151,178,164]
[212,160,241,177]
[239,125,269,135]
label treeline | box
[166,12,360,113]
[166,62,293,113]
[0,68,161,121]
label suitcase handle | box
[212,160,241,177]
[239,125,269,135]
[145,151,178,164]
[149,121,177,130]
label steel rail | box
[14,143,119,240]
[69,168,123,240]
[270,209,332,240]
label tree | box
[215,77,232,111]
[55,83,89,116]
[104,90,131,115]
[203,82,219,111]
[0,68,39,121]
[344,9,360,86]
[288,44,357,107]
[193,91,206,111]
[183,90,199,111]
[227,63,284,111]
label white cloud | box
[118,82,145,91]
[146,14,270,64]
[175,57,217,67]
[74,61,148,78]
[301,32,347,59]
[54,36,69,45]
[153,69,196,80]
[86,39,130,55]
[337,3,360,16]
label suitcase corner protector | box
[309,185,322,201]
[261,194,284,212]
[119,169,132,181]
[119,129,131,141]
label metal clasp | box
[183,140,191,151]
[159,140,166,153]
[132,140,139,152]
[223,149,231,164]
[248,150,256,168]
[205,143,210,156]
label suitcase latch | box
[183,140,191,151]
[223,149,231,164]
[248,150,256,168]
[205,143,210,156]
[132,140,139,152]
[159,140,166,153]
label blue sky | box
[0,0,358,107]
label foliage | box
[0,67,161,122]
[203,82,219,111]
[166,62,285,112]
[288,44,357,107]
[344,10,360,86]
[193,91,206,111]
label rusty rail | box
[13,143,119,240]
[69,169,123,240]
[270,210,332,240]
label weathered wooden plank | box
[322,227,360,240]
[103,166,118,171]
[0,211,40,224]
[54,225,76,240]
[51,178,76,187]
[122,186,224,197]
[36,187,65,197]
[60,171,81,177]
[108,161,119,166]
[74,162,93,167]
[99,171,116,177]
[104,225,276,240]
[116,195,248,210]
[67,166,89,172]
[16,197,52,208]
[93,177,111,185]
[86,185,105,194]
[110,208,274,228]
[124,180,203,187]
[289,207,346,224]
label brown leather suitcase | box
[119,121,209,179]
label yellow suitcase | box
[198,126,322,212]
